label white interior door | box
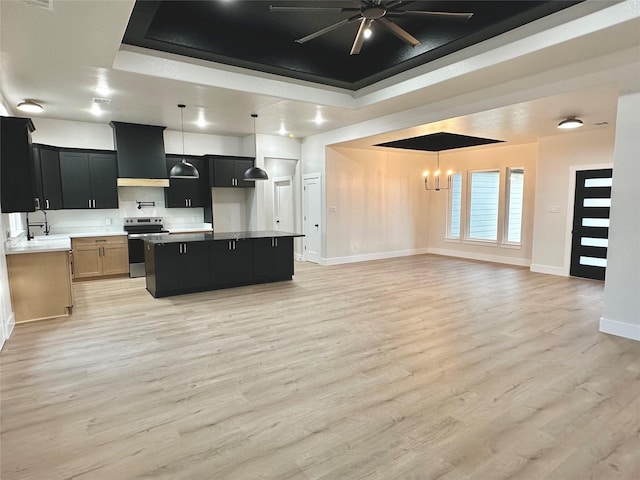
[303,174,321,264]
[273,176,294,232]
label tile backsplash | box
[21,187,209,236]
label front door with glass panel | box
[570,168,612,281]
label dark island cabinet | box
[210,156,255,188]
[145,241,210,297]
[164,156,208,208]
[59,151,118,209]
[252,236,294,283]
[0,117,37,213]
[210,239,253,288]
[33,145,63,210]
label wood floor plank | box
[1,254,639,479]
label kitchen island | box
[144,230,304,298]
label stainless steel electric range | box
[123,217,168,278]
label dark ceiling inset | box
[123,1,583,91]
[376,132,504,151]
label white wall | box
[601,92,640,341]
[428,143,538,266]
[0,93,15,349]
[325,146,430,262]
[530,127,616,275]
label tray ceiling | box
[123,0,582,91]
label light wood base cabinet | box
[7,250,73,323]
[71,235,128,280]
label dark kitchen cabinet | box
[210,239,253,288]
[210,156,255,188]
[145,240,210,297]
[0,117,37,213]
[33,145,63,210]
[164,156,208,208]
[59,151,118,209]
[252,236,294,283]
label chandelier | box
[423,151,452,191]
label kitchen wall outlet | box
[329,206,337,213]
[352,242,358,251]
[105,217,112,225]
[548,205,561,213]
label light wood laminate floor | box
[1,255,639,480]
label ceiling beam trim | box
[113,46,358,109]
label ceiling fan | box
[270,1,474,55]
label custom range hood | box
[110,121,169,187]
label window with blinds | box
[447,173,462,239]
[505,168,524,244]
[468,170,500,241]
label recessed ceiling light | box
[17,100,44,113]
[196,111,207,128]
[278,123,287,136]
[557,117,583,129]
[90,103,103,116]
[314,111,324,125]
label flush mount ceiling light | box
[16,100,44,113]
[557,117,584,129]
[243,114,269,181]
[169,104,200,179]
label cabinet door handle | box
[275,238,278,247]
[88,199,92,208]
[182,243,187,254]
[45,199,50,209]
[35,198,41,210]
[232,240,236,250]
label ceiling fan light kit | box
[272,1,473,55]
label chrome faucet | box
[26,210,50,240]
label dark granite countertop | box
[143,230,304,244]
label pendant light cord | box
[180,105,185,160]
[252,113,258,157]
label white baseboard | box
[322,247,430,266]
[529,263,568,276]
[1,312,15,351]
[600,317,640,341]
[294,253,303,262]
[7,312,15,337]
[428,248,531,267]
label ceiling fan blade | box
[376,17,420,46]
[270,6,360,13]
[387,11,474,20]
[350,18,368,55]
[295,14,361,44]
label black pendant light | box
[169,104,199,179]
[243,113,269,181]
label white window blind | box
[448,173,462,238]
[506,168,524,243]
[468,171,500,241]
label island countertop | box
[144,230,304,244]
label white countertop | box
[6,236,72,255]
[5,225,214,254]
[167,226,214,234]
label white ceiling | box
[1,0,639,146]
